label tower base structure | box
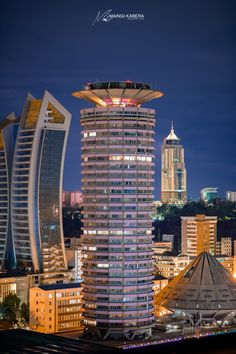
[84,324,152,341]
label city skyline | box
[0,0,235,200]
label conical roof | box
[155,252,236,316]
[165,122,180,141]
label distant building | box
[30,283,82,334]
[161,123,187,205]
[200,187,218,203]
[155,252,191,279]
[153,241,173,255]
[181,214,217,257]
[162,234,174,243]
[11,91,71,273]
[226,191,236,202]
[216,237,232,256]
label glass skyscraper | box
[73,81,163,340]
[11,91,71,273]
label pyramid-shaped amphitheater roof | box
[156,252,236,318]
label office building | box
[30,283,82,334]
[200,187,218,203]
[216,237,232,256]
[73,81,164,339]
[161,123,186,205]
[11,91,71,273]
[155,252,236,326]
[226,191,236,202]
[181,214,217,257]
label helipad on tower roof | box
[72,81,164,107]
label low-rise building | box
[153,241,173,255]
[155,252,191,279]
[30,283,82,334]
[0,272,42,303]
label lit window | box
[97,263,109,268]
[89,132,96,137]
[88,246,97,251]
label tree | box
[20,303,29,324]
[0,293,20,327]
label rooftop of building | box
[165,122,180,142]
[37,282,81,291]
[159,251,183,257]
[0,271,28,279]
[154,274,168,281]
[72,80,164,107]
[0,330,121,354]
[155,252,236,315]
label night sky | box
[0,0,235,200]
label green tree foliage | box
[20,302,29,324]
[0,293,20,327]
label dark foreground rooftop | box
[0,330,121,354]
[1,329,236,354]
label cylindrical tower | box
[73,81,163,340]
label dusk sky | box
[0,0,235,199]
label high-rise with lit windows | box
[11,91,71,273]
[181,214,217,257]
[73,81,163,340]
[161,123,186,205]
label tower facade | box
[11,91,71,273]
[73,81,163,339]
[0,114,18,270]
[161,123,186,205]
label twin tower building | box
[0,82,186,339]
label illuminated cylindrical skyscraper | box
[73,81,163,340]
